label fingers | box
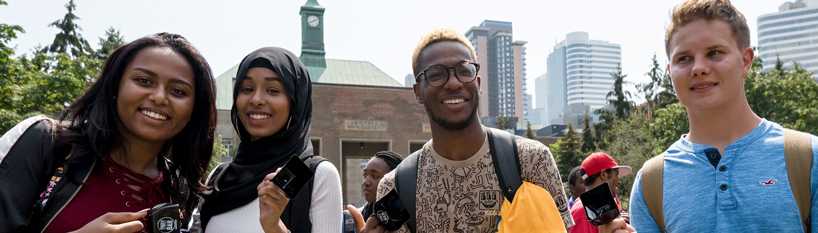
[258,168,282,191]
[258,181,288,201]
[346,205,366,231]
[359,216,388,233]
[101,210,148,224]
[599,219,632,233]
[115,219,145,233]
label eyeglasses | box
[415,61,480,87]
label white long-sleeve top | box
[205,162,343,233]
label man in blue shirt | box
[625,0,818,232]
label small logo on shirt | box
[760,178,777,185]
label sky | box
[0,0,791,105]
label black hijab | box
[200,47,313,227]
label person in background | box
[570,152,633,233]
[568,166,586,209]
[345,151,404,232]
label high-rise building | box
[405,74,416,87]
[758,0,818,82]
[534,73,549,125]
[523,93,532,125]
[465,20,528,129]
[544,31,621,124]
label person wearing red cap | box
[569,152,633,233]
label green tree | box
[496,114,506,130]
[553,123,584,180]
[0,0,104,134]
[637,54,663,110]
[580,114,596,154]
[602,109,657,209]
[42,0,92,57]
[649,102,690,155]
[209,134,229,171]
[0,53,102,133]
[525,121,535,139]
[94,27,124,60]
[745,62,818,135]
[638,54,677,113]
[593,108,615,150]
[0,0,24,75]
[751,47,764,73]
[607,64,633,120]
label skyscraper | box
[465,20,528,129]
[758,0,818,82]
[544,31,621,124]
[534,73,548,126]
[405,74,416,87]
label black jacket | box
[0,117,96,233]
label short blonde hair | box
[665,0,750,57]
[411,28,478,76]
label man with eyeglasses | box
[351,27,573,233]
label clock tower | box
[300,0,326,68]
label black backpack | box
[394,128,521,233]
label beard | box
[424,97,479,130]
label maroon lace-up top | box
[44,156,166,233]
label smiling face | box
[413,41,481,130]
[116,46,195,145]
[235,67,292,142]
[362,157,391,203]
[668,19,754,113]
[604,168,621,196]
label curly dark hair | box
[57,32,216,222]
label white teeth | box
[249,114,270,120]
[141,110,168,120]
[692,84,714,90]
[444,99,464,104]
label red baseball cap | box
[580,152,632,180]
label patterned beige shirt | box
[377,132,574,232]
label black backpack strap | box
[300,154,329,171]
[395,149,420,233]
[486,128,522,202]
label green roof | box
[214,58,402,110]
[309,59,402,87]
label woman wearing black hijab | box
[200,47,342,233]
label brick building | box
[213,0,431,204]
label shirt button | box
[719,166,727,172]
[720,184,728,190]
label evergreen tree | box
[607,64,633,120]
[496,114,506,130]
[42,0,92,57]
[637,54,662,111]
[555,123,584,180]
[580,114,596,154]
[774,56,787,79]
[526,121,535,139]
[94,27,125,60]
[0,0,24,74]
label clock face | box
[308,15,319,27]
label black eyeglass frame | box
[414,61,481,87]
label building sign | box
[422,123,431,133]
[345,120,388,131]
